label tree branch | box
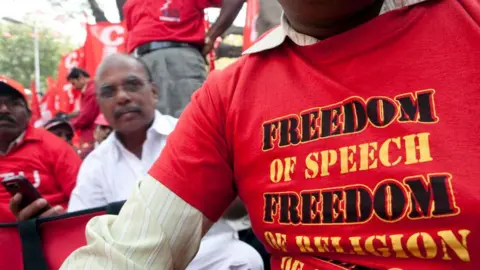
[116,0,127,21]
[87,0,109,23]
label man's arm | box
[202,0,245,55]
[61,176,213,269]
[54,142,82,197]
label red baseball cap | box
[94,113,110,127]
[0,75,28,105]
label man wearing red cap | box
[0,75,82,222]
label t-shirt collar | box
[0,125,42,156]
[243,0,430,55]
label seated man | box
[0,76,81,222]
[44,113,75,146]
[68,53,263,269]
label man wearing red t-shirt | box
[0,76,81,222]
[123,0,244,117]
[63,0,480,269]
[68,68,100,144]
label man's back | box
[123,0,221,53]
[0,127,81,222]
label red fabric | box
[56,48,85,114]
[0,226,22,270]
[84,22,127,76]
[149,0,480,269]
[40,211,106,269]
[123,0,221,52]
[0,126,81,223]
[0,210,107,270]
[44,77,58,117]
[29,81,41,124]
[71,81,99,144]
[243,0,259,51]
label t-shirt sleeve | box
[148,75,236,222]
[53,140,82,197]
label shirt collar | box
[111,111,176,161]
[0,125,42,156]
[244,0,430,55]
[0,132,25,156]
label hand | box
[9,193,65,221]
[201,35,215,56]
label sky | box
[0,0,246,46]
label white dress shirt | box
[68,111,177,211]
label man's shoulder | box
[29,128,68,150]
[154,112,178,136]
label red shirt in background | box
[0,126,82,223]
[123,0,222,52]
[149,0,480,269]
[72,80,99,144]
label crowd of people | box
[2,0,480,269]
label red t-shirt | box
[0,126,81,223]
[72,81,99,144]
[149,0,480,269]
[123,0,222,52]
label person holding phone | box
[0,76,82,222]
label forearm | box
[206,0,245,40]
[61,175,212,269]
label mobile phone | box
[2,175,51,212]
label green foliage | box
[0,24,73,92]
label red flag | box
[243,0,260,51]
[56,48,85,113]
[84,22,127,76]
[29,81,41,124]
[46,77,58,115]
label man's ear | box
[150,82,159,104]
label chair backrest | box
[0,222,23,270]
[0,201,125,270]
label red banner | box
[243,0,260,51]
[29,81,41,125]
[55,48,85,114]
[84,22,127,76]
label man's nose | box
[0,102,10,112]
[115,87,132,104]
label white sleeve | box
[61,175,210,270]
[67,154,107,212]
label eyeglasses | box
[97,77,150,99]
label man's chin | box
[115,120,146,135]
